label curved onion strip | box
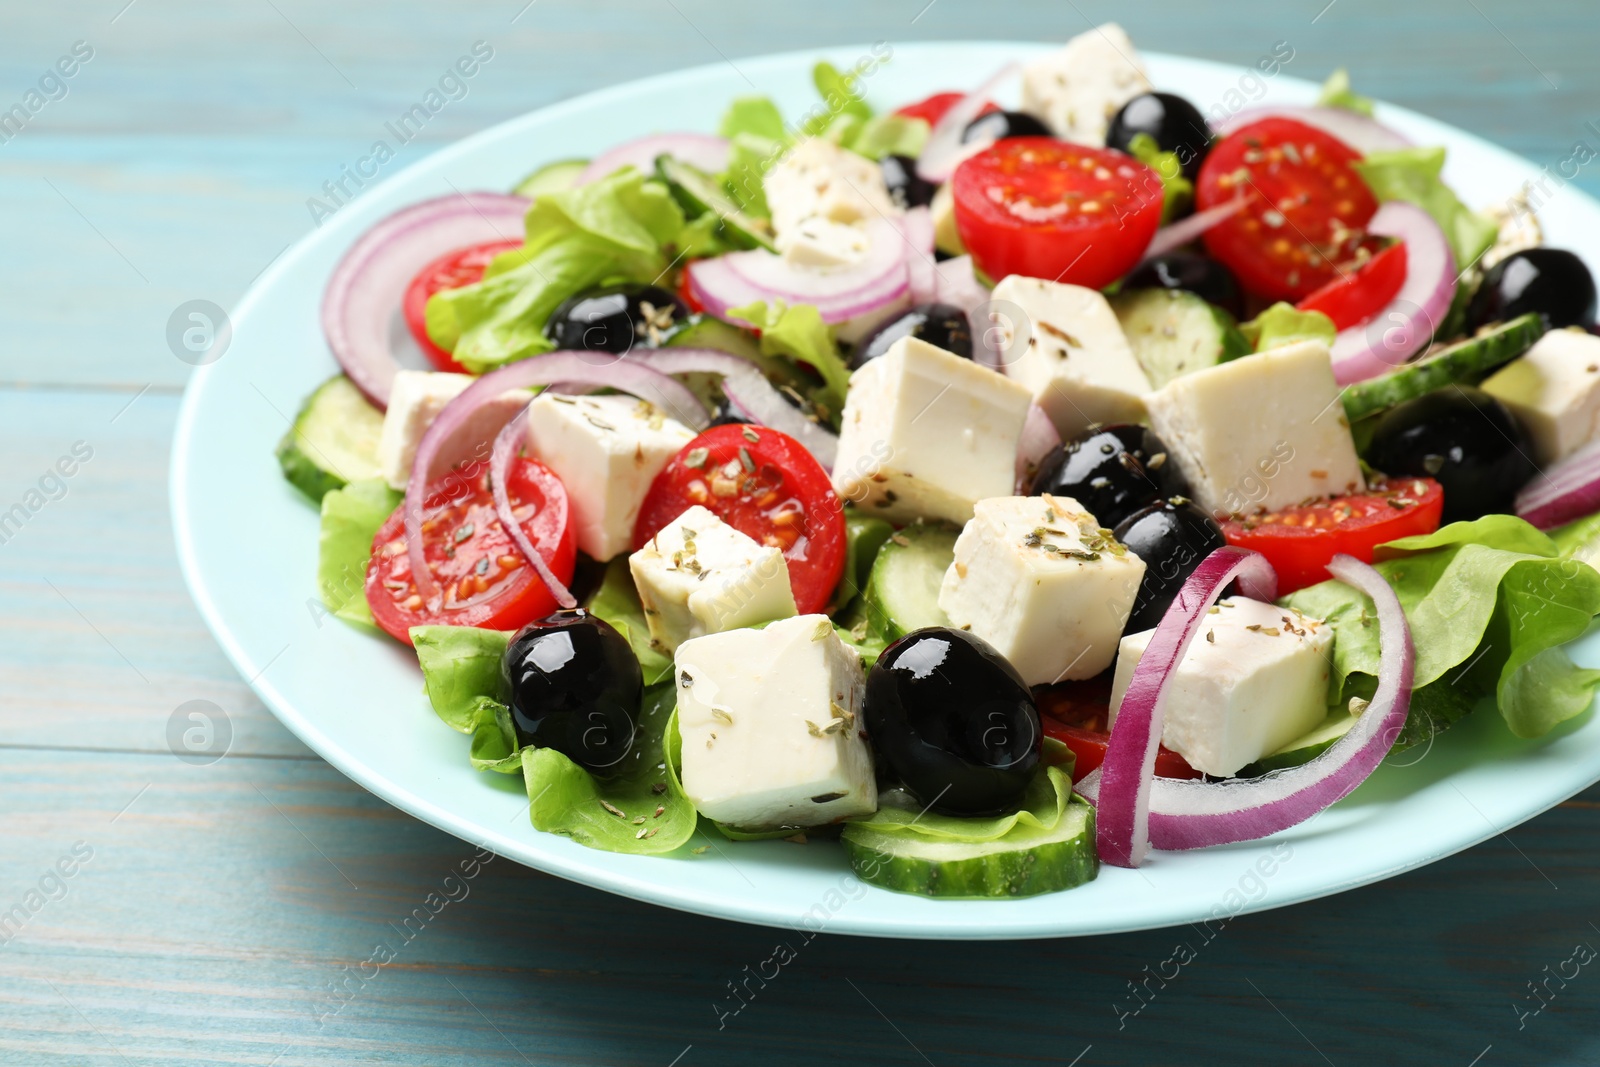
[687,248,910,325]
[1139,196,1248,261]
[917,62,1020,183]
[489,405,576,610]
[1014,403,1060,492]
[576,132,730,185]
[1081,547,1279,867]
[404,353,707,601]
[1330,202,1456,386]
[1517,439,1600,529]
[321,192,529,409]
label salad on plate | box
[278,24,1600,898]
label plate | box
[172,42,1600,939]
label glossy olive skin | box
[1120,253,1245,318]
[1030,424,1190,531]
[546,283,687,355]
[852,302,974,367]
[864,628,1040,817]
[707,399,751,427]
[1113,499,1227,633]
[881,153,937,210]
[961,109,1053,144]
[502,610,642,774]
[1364,385,1539,524]
[1466,249,1598,331]
[1105,92,1213,180]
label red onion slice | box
[321,192,530,409]
[892,207,938,305]
[576,132,730,185]
[1215,106,1413,154]
[489,405,576,610]
[1516,439,1600,529]
[1330,201,1456,386]
[1014,403,1060,492]
[917,63,1020,183]
[1139,196,1248,261]
[404,353,708,601]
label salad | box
[280,25,1600,898]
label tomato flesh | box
[1221,478,1444,594]
[893,91,999,127]
[366,455,576,644]
[1036,676,1202,780]
[403,239,524,373]
[1297,240,1408,332]
[632,425,845,615]
[952,138,1164,289]
[1196,117,1380,301]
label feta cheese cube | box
[628,505,797,653]
[1021,23,1153,146]
[764,138,898,268]
[1108,598,1333,777]
[525,393,695,561]
[937,495,1146,685]
[832,336,1033,524]
[988,275,1152,441]
[377,370,530,490]
[1481,329,1600,465]
[1143,340,1364,517]
[675,614,876,829]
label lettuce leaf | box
[1241,303,1337,352]
[840,113,928,161]
[317,478,400,631]
[1354,146,1499,269]
[845,765,1074,841]
[1316,68,1375,116]
[727,300,852,424]
[803,60,873,135]
[1127,132,1193,224]
[413,625,510,729]
[1283,516,1600,738]
[719,96,789,142]
[585,557,672,686]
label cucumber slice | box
[1110,288,1251,388]
[864,522,960,639]
[1341,313,1546,423]
[655,156,776,251]
[842,796,1098,898]
[511,158,586,198]
[275,375,385,503]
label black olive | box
[1364,385,1539,523]
[1113,499,1226,634]
[880,153,936,211]
[853,302,974,367]
[961,109,1053,145]
[1106,92,1213,181]
[1466,249,1598,331]
[1120,253,1244,318]
[502,609,642,775]
[864,628,1040,816]
[707,399,751,427]
[546,283,687,355]
[1030,424,1190,530]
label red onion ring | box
[1139,196,1248,261]
[321,192,529,409]
[576,132,730,185]
[1215,106,1413,154]
[1330,202,1456,386]
[917,63,1020,184]
[403,353,707,602]
[892,207,938,305]
[488,405,576,610]
[1517,439,1600,529]
[1014,403,1060,492]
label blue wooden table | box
[5,1,1600,1062]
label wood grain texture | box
[4,0,1600,1063]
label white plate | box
[172,42,1600,939]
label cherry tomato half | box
[1220,477,1444,594]
[632,425,846,615]
[893,91,1000,127]
[366,455,576,645]
[951,137,1164,289]
[1297,240,1408,332]
[403,239,524,373]
[1036,675,1202,780]
[1196,117,1380,302]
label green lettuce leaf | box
[585,557,672,686]
[1127,132,1194,224]
[803,60,873,136]
[1284,516,1600,738]
[1354,147,1499,269]
[1316,68,1375,116]
[840,113,928,161]
[1241,303,1337,352]
[412,625,510,729]
[317,478,400,631]
[727,300,852,424]
[720,96,789,142]
[845,765,1074,841]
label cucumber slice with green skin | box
[275,375,385,503]
[656,155,776,252]
[511,158,587,198]
[863,522,960,640]
[661,313,816,411]
[1110,288,1251,388]
[1341,313,1546,423]
[842,797,1098,898]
